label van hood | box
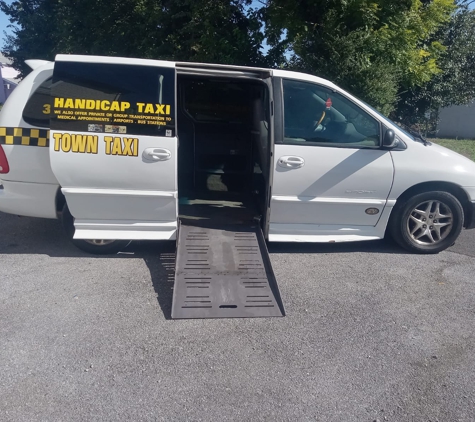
[427,142,475,167]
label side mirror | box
[382,129,397,148]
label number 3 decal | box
[42,104,51,114]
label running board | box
[171,221,285,319]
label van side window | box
[22,77,52,128]
[51,62,175,136]
[282,79,380,147]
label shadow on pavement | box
[0,212,177,319]
[0,212,414,319]
[267,237,406,254]
[139,242,176,320]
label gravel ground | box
[1,211,474,422]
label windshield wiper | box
[410,131,429,146]
[396,122,429,146]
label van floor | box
[178,190,259,226]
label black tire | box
[388,191,463,254]
[61,204,131,255]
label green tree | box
[394,1,475,127]
[3,0,472,125]
[262,0,455,115]
[0,0,266,76]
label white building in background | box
[0,53,20,104]
[437,101,475,139]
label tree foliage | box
[0,0,266,76]
[394,1,475,126]
[1,0,474,124]
[262,0,455,115]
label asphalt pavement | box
[1,211,474,421]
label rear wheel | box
[389,191,463,254]
[61,204,130,255]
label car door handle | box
[278,156,305,169]
[143,148,172,161]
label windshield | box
[358,100,415,141]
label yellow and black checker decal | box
[0,127,50,147]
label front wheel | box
[389,191,463,254]
[61,204,131,255]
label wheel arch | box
[393,181,472,228]
[55,187,66,218]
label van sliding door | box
[50,55,178,240]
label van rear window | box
[22,77,52,128]
[51,62,175,136]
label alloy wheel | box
[407,200,453,245]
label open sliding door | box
[50,55,178,240]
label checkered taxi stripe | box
[0,127,50,147]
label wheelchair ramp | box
[171,222,285,319]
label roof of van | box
[51,54,337,90]
[174,60,337,88]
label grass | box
[430,138,475,162]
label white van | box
[1,54,475,255]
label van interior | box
[176,75,271,228]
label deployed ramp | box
[171,222,285,319]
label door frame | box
[175,65,275,235]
